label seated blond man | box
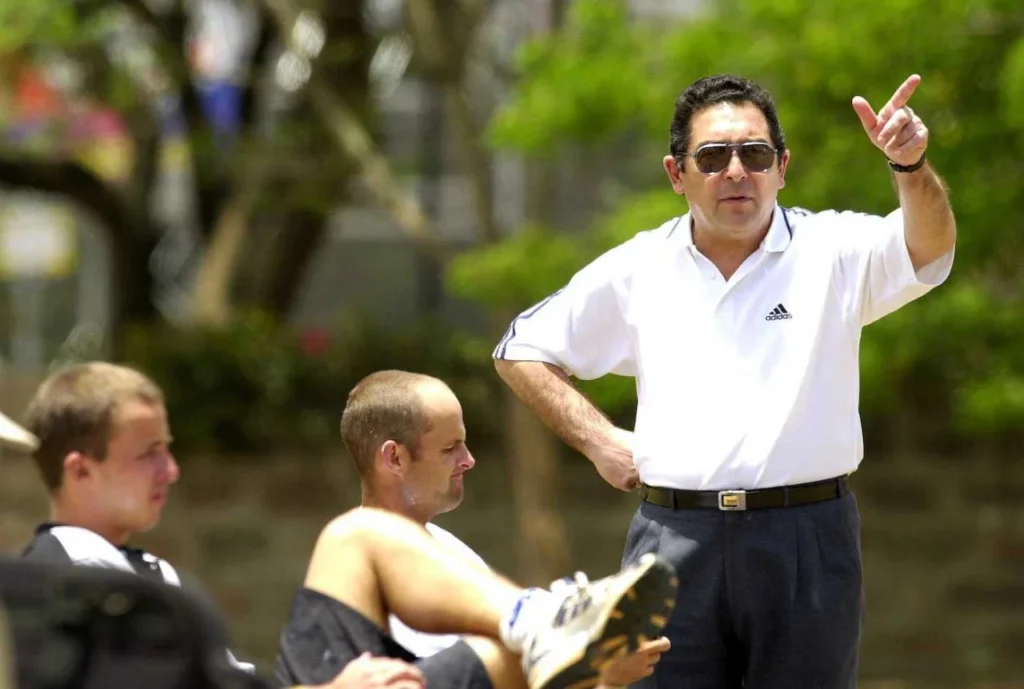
[333,369,669,687]
[275,506,675,689]
[273,369,677,689]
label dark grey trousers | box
[622,491,864,689]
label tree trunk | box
[505,359,572,586]
[191,180,264,326]
[496,0,577,586]
[406,0,500,243]
[109,230,161,355]
[505,158,572,586]
[256,209,328,316]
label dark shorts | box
[273,587,492,689]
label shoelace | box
[549,571,590,592]
[521,573,603,672]
[551,572,597,626]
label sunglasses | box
[681,142,778,175]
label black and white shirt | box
[23,523,182,584]
[22,523,255,674]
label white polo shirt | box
[494,205,953,490]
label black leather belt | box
[639,476,849,511]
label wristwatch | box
[888,152,927,173]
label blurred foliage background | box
[1,0,1023,684]
[6,0,1006,458]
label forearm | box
[894,161,956,269]
[494,359,618,458]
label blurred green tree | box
[0,0,374,342]
[450,0,1024,451]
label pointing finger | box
[879,74,921,121]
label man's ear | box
[63,452,91,484]
[777,149,790,189]
[663,155,687,195]
[379,440,407,476]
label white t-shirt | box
[494,205,954,490]
[388,522,489,657]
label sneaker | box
[521,553,677,689]
[548,572,590,592]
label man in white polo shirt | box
[493,73,956,689]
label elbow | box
[906,220,956,272]
[943,223,957,253]
[911,234,956,272]
[934,218,958,256]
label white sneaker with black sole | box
[521,553,678,689]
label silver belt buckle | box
[718,490,747,511]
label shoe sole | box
[534,554,678,689]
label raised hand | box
[852,74,929,167]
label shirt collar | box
[763,205,792,253]
[677,204,791,254]
[36,522,137,553]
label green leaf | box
[446,224,586,310]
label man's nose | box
[162,453,181,484]
[724,150,747,181]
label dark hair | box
[25,362,165,492]
[339,370,440,479]
[669,74,787,165]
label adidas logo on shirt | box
[765,304,792,321]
